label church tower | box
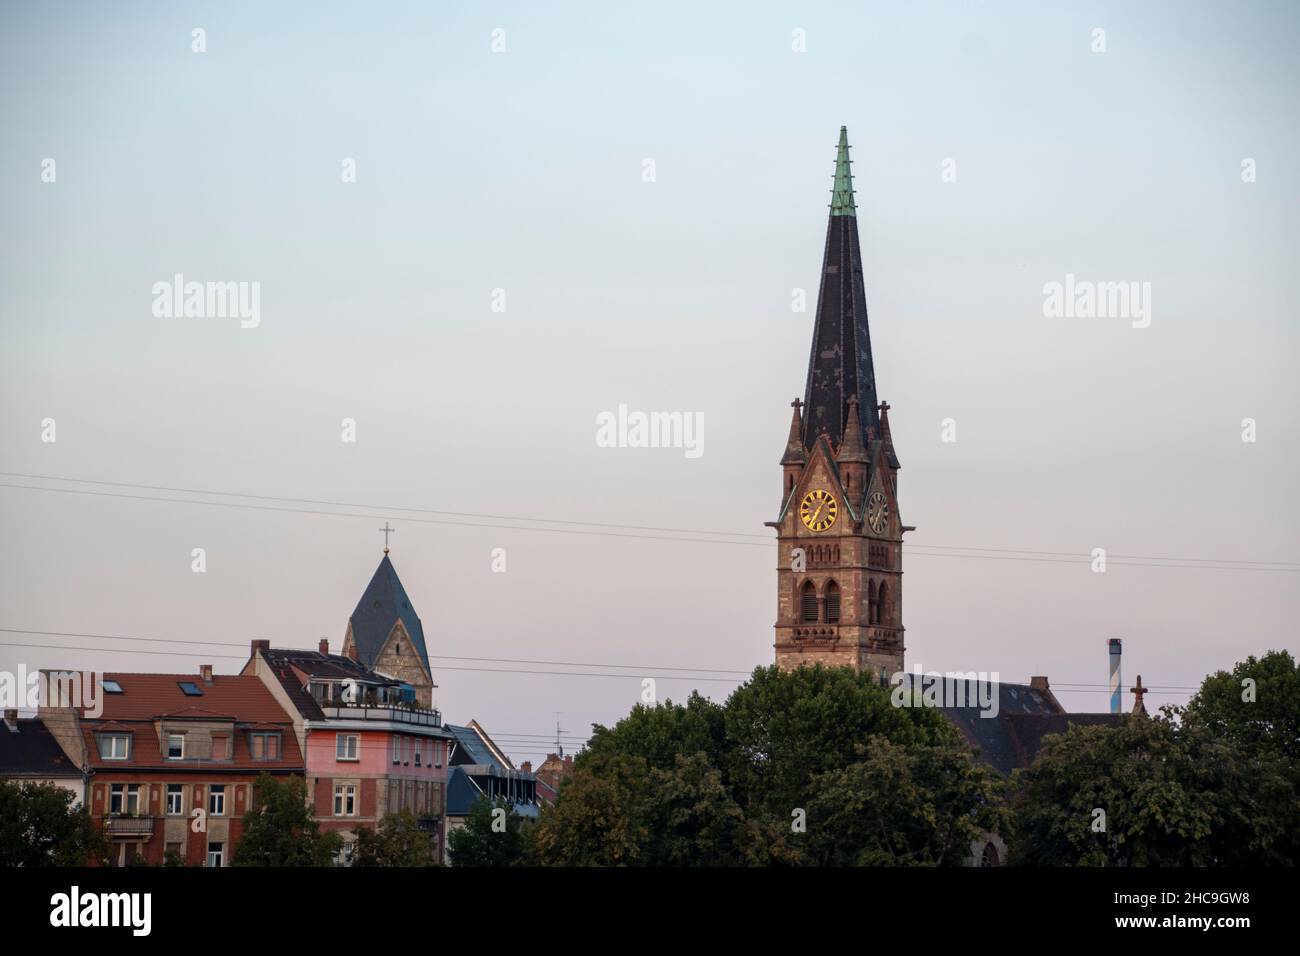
[341,547,436,708]
[767,127,909,680]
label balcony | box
[105,815,156,837]
[320,704,442,727]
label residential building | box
[444,721,539,861]
[0,709,85,806]
[243,639,452,864]
[53,667,304,867]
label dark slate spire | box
[348,555,430,674]
[801,126,881,453]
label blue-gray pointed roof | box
[349,555,431,675]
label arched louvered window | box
[801,581,818,623]
[825,581,841,623]
[867,580,878,624]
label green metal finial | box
[830,126,856,217]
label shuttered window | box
[801,582,818,623]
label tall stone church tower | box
[767,127,909,681]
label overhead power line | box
[1,471,1296,572]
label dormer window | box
[249,732,281,761]
[166,734,185,759]
[98,733,131,760]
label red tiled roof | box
[82,673,295,722]
[79,672,302,771]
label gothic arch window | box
[867,580,878,625]
[825,581,841,623]
[800,581,818,623]
[787,474,794,493]
[980,842,1000,867]
[877,582,889,626]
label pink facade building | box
[243,639,452,862]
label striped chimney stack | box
[1108,639,1123,714]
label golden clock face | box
[867,491,889,534]
[800,489,838,532]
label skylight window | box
[178,681,203,697]
[102,680,124,694]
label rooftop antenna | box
[554,712,565,757]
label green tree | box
[0,781,107,866]
[529,752,648,866]
[532,667,971,866]
[1009,713,1296,866]
[805,736,1010,866]
[584,692,726,773]
[448,798,529,867]
[531,751,770,867]
[1181,650,1299,769]
[353,809,440,866]
[233,774,341,866]
[722,664,956,817]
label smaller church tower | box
[341,542,436,708]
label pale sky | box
[2,1,1297,763]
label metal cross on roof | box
[379,522,395,554]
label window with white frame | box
[98,733,130,760]
[109,783,141,815]
[166,734,184,760]
[392,735,400,764]
[166,784,183,815]
[415,738,422,766]
[208,785,226,816]
[336,734,359,761]
[333,783,356,817]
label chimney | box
[319,638,330,655]
[1108,639,1123,715]
[250,639,270,657]
[520,761,532,773]
[200,664,214,685]
[3,709,17,732]
[563,755,573,769]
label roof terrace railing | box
[319,703,442,727]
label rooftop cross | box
[378,522,395,554]
[1130,675,1148,715]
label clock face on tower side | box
[867,491,889,534]
[800,489,838,532]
